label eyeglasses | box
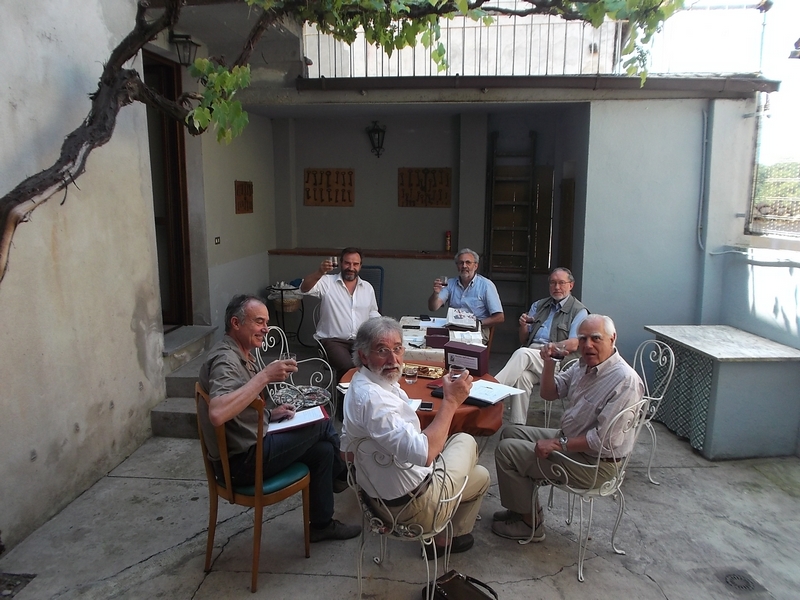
[549,280,571,287]
[370,345,405,358]
[456,261,475,266]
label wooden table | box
[339,362,503,438]
[646,325,800,460]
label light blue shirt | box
[438,274,503,320]
[527,296,588,344]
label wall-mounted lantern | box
[366,121,386,158]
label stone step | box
[165,353,206,398]
[163,325,217,375]
[151,397,198,439]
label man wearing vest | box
[494,267,589,425]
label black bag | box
[422,569,499,600]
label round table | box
[339,362,503,438]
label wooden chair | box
[345,437,468,599]
[195,383,311,592]
[534,397,650,581]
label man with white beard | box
[341,317,490,558]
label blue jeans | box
[228,420,345,526]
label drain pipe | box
[696,104,710,251]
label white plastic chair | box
[533,397,650,582]
[633,340,676,485]
[346,437,468,599]
[253,325,337,419]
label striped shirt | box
[555,350,644,458]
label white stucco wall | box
[582,99,707,360]
[0,0,162,550]
[202,114,276,334]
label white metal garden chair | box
[346,437,468,599]
[632,339,676,484]
[253,325,336,419]
[532,397,650,581]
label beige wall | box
[0,0,163,550]
[202,114,276,333]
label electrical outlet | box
[214,237,220,245]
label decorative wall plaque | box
[304,168,355,206]
[235,180,253,214]
[398,168,452,207]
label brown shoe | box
[491,518,545,542]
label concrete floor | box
[2,425,799,599]
[2,358,800,599]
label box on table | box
[444,341,488,376]
[425,327,450,349]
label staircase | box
[151,326,216,439]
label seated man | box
[342,316,490,557]
[492,314,644,542]
[197,294,360,543]
[494,267,588,424]
[301,247,380,379]
[428,248,504,341]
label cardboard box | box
[444,341,488,376]
[425,327,450,349]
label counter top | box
[644,325,800,362]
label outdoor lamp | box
[169,31,200,67]
[366,121,386,158]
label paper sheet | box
[267,405,328,433]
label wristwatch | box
[559,436,569,452]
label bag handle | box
[461,574,498,600]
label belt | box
[382,477,432,507]
[599,456,624,463]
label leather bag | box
[421,569,499,600]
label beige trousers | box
[494,345,546,425]
[378,433,490,537]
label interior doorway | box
[143,51,192,330]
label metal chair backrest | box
[541,397,650,495]
[633,339,676,420]
[345,436,468,598]
[253,325,335,415]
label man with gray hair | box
[428,248,505,333]
[491,314,643,542]
[495,267,589,425]
[342,316,491,558]
[198,294,360,543]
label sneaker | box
[333,478,349,494]
[310,519,361,543]
[492,509,522,522]
[424,533,474,559]
[491,518,545,542]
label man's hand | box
[260,359,298,384]
[441,370,473,408]
[318,258,334,275]
[534,438,560,459]
[271,403,296,422]
[432,278,445,294]
[519,312,533,327]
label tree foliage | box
[0,0,682,285]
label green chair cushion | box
[233,462,310,497]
